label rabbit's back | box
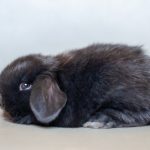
[53,44,150,127]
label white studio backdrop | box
[0,0,150,71]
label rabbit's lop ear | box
[30,74,67,124]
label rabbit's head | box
[0,55,67,125]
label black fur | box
[1,44,150,128]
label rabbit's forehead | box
[2,59,38,80]
[13,61,31,72]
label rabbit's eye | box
[19,82,32,91]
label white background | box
[0,0,150,70]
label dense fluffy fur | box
[1,44,150,128]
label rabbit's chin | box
[14,115,34,125]
[2,111,35,125]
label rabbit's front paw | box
[83,112,117,129]
[83,121,116,129]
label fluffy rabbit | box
[1,44,150,129]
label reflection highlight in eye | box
[19,83,32,91]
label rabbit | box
[1,44,150,129]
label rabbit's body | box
[1,44,150,128]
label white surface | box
[0,109,150,150]
[0,0,150,71]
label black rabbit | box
[1,44,150,128]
